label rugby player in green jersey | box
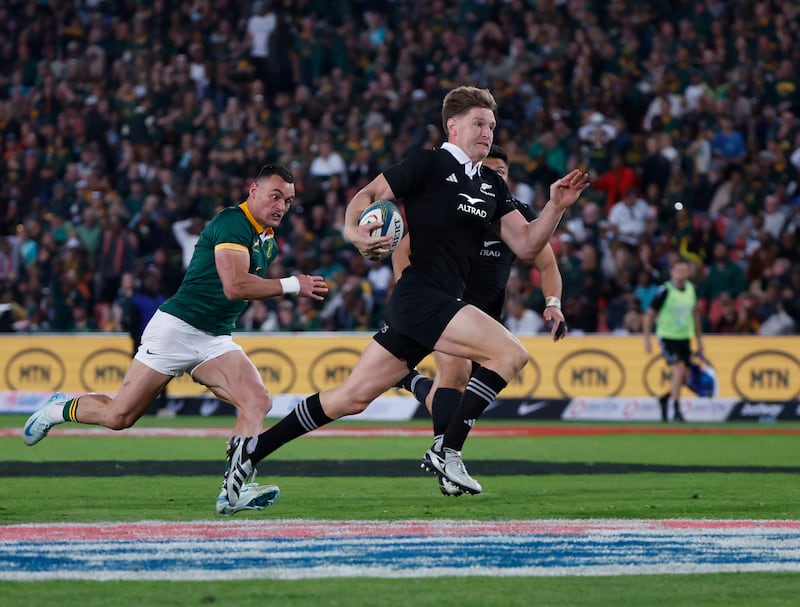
[23,164,329,514]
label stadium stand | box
[0,0,798,335]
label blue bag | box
[685,354,717,397]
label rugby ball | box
[358,200,404,260]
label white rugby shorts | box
[134,310,244,376]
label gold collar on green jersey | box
[238,202,275,238]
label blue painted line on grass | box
[3,524,800,580]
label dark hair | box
[256,163,294,184]
[441,86,497,135]
[487,144,507,163]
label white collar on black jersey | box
[441,142,483,179]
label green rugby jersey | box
[655,280,697,340]
[160,202,278,334]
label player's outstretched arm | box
[498,170,590,261]
[216,248,328,301]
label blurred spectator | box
[639,136,671,199]
[565,202,603,248]
[710,293,736,334]
[239,300,278,332]
[275,299,300,331]
[772,287,800,334]
[295,297,324,331]
[0,236,19,283]
[172,217,206,272]
[128,266,167,352]
[247,2,277,89]
[698,242,746,303]
[592,153,638,214]
[684,214,720,267]
[606,188,652,247]
[634,270,659,312]
[71,303,97,332]
[735,294,762,335]
[684,70,713,114]
[723,201,755,249]
[756,279,785,324]
[309,138,348,188]
[708,164,746,219]
[324,281,370,331]
[50,267,91,331]
[112,272,136,335]
[348,146,379,187]
[711,115,747,166]
[365,259,393,303]
[503,295,544,335]
[762,194,788,240]
[0,301,15,332]
[315,247,346,283]
[75,208,102,258]
[621,295,644,333]
[96,215,138,303]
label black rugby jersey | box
[462,195,538,313]
[384,148,516,297]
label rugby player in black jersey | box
[392,144,566,495]
[225,86,589,502]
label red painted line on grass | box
[2,424,800,440]
[3,519,800,543]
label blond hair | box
[441,86,497,135]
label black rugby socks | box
[441,367,507,452]
[246,393,333,464]
[411,374,433,404]
[431,388,462,437]
[396,369,433,404]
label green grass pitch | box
[2,415,799,606]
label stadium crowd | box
[1,0,799,337]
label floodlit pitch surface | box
[1,417,799,606]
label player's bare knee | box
[456,367,472,386]
[491,341,528,376]
[510,343,529,372]
[443,364,471,387]
[252,392,272,416]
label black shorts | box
[373,270,468,369]
[466,290,504,322]
[659,338,692,365]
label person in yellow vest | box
[643,259,704,421]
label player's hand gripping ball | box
[358,200,404,260]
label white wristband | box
[279,276,301,295]
[545,296,561,309]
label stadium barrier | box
[1,333,798,421]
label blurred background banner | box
[1,334,798,410]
